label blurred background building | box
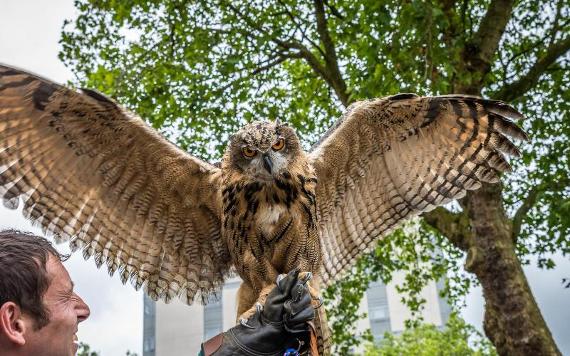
[142,273,451,355]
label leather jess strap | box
[202,334,224,355]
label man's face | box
[23,255,90,356]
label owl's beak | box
[262,154,273,174]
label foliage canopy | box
[364,313,497,356]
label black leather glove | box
[201,269,314,356]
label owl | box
[0,64,527,354]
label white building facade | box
[143,273,450,355]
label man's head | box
[0,229,90,356]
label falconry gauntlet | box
[201,269,314,356]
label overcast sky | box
[0,1,568,355]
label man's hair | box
[0,229,68,329]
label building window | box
[367,281,391,340]
[143,336,155,352]
[142,294,156,356]
[203,295,223,340]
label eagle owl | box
[0,65,527,354]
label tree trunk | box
[446,3,564,346]
[463,184,561,355]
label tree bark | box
[437,0,564,353]
[460,0,517,93]
[463,183,561,355]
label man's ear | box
[0,302,28,346]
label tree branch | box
[313,0,350,106]
[471,0,516,66]
[276,0,326,58]
[217,51,303,93]
[313,0,338,63]
[323,0,345,20]
[226,3,338,97]
[495,36,570,101]
[461,0,515,92]
[273,39,331,82]
[511,185,542,241]
[510,179,569,241]
[225,2,352,106]
[547,0,564,46]
[422,207,472,251]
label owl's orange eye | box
[272,138,285,151]
[243,147,257,158]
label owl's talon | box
[313,296,324,309]
[255,302,263,313]
[239,318,255,329]
[299,272,312,285]
[276,274,287,288]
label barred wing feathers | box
[0,64,230,303]
[310,94,527,284]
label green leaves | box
[364,313,497,356]
[77,342,100,356]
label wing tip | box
[80,88,118,107]
[388,93,420,101]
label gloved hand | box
[201,269,315,356]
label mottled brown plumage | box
[221,121,320,293]
[0,65,527,354]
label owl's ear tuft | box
[228,134,239,145]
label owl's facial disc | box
[231,120,297,182]
[242,146,287,181]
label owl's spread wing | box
[0,64,230,303]
[309,94,527,285]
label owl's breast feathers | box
[221,170,320,276]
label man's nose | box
[75,294,91,322]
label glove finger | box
[284,285,314,327]
[284,322,309,334]
[283,324,309,334]
[276,268,300,295]
[286,304,315,326]
[263,269,301,322]
[283,304,312,334]
[266,268,300,304]
[288,284,312,308]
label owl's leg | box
[238,283,276,323]
[237,262,280,323]
[236,282,257,322]
[294,251,323,309]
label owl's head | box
[223,120,302,181]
